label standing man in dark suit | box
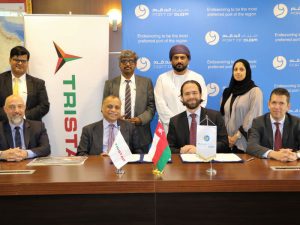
[167,80,229,154]
[247,88,300,162]
[0,46,50,121]
[0,95,50,161]
[103,50,155,153]
[77,95,141,156]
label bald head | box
[4,95,25,125]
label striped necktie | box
[125,80,131,119]
[15,126,22,148]
[190,114,197,146]
[274,122,282,151]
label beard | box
[182,99,202,110]
[10,115,23,125]
[172,63,188,72]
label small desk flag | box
[148,121,171,173]
[108,131,132,169]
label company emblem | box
[137,57,151,72]
[205,31,220,45]
[135,5,150,19]
[274,4,288,18]
[53,42,81,74]
[273,56,287,70]
[207,83,220,97]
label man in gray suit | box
[103,50,155,153]
[247,88,300,162]
[77,95,141,156]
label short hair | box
[119,50,138,62]
[180,80,202,96]
[102,95,121,106]
[269,88,290,103]
[10,46,30,60]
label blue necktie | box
[15,126,22,148]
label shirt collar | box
[186,107,201,118]
[121,74,135,85]
[11,72,26,82]
[270,114,285,125]
[9,121,24,131]
[103,118,118,128]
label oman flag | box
[148,121,171,173]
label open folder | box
[127,154,172,163]
[180,153,243,163]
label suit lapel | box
[93,121,103,154]
[265,114,274,147]
[282,116,289,146]
[134,76,141,117]
[4,122,14,148]
[4,72,13,95]
[181,112,190,144]
[113,77,121,96]
[24,120,30,148]
[26,75,33,107]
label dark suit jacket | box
[76,119,142,156]
[247,113,300,158]
[0,71,50,121]
[0,120,51,157]
[103,75,155,151]
[167,107,229,153]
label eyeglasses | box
[120,59,136,65]
[12,58,28,64]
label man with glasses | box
[77,95,141,156]
[0,46,50,122]
[103,50,155,153]
[0,95,50,161]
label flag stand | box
[115,168,125,175]
[152,168,163,176]
[206,161,217,176]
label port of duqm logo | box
[273,4,288,18]
[137,57,151,72]
[135,5,150,19]
[273,56,287,70]
[205,31,220,46]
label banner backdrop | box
[24,15,109,156]
[122,0,300,117]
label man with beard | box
[167,80,229,154]
[103,50,155,153]
[155,44,207,133]
[0,95,50,161]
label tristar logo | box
[53,41,81,74]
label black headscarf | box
[220,59,257,116]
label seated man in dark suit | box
[0,95,50,161]
[167,80,229,154]
[0,46,50,122]
[77,95,142,156]
[247,88,300,162]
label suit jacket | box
[76,119,142,156]
[167,107,229,153]
[103,75,155,151]
[0,71,50,121]
[0,120,51,157]
[247,113,300,158]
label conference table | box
[1,154,300,225]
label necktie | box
[15,126,22,148]
[13,77,19,95]
[274,122,282,151]
[190,114,197,146]
[107,124,115,152]
[125,80,131,119]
